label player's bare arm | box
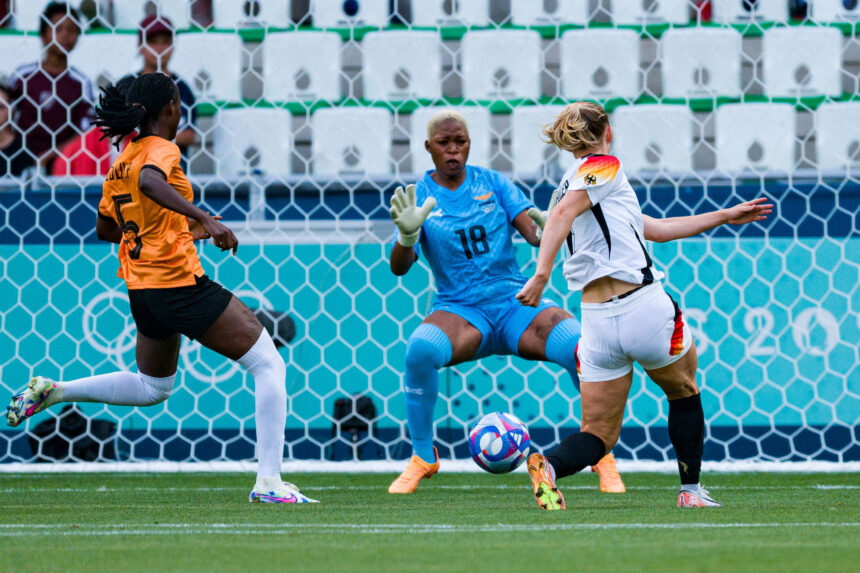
[95,214,122,244]
[516,189,592,307]
[139,167,239,253]
[512,209,541,246]
[643,197,774,243]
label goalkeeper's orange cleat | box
[388,447,439,494]
[527,453,565,510]
[591,453,626,493]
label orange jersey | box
[98,136,204,289]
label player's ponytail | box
[544,102,609,155]
[95,72,177,149]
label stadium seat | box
[411,0,490,26]
[68,33,139,85]
[213,108,293,177]
[311,108,393,176]
[510,105,567,174]
[112,0,192,30]
[362,31,442,101]
[715,103,795,172]
[409,106,491,173]
[559,29,640,100]
[461,30,542,101]
[762,27,843,98]
[213,0,291,28]
[263,32,341,102]
[0,35,41,77]
[311,0,389,28]
[611,0,689,24]
[510,0,590,26]
[815,102,860,170]
[661,28,742,99]
[711,0,788,22]
[811,0,860,21]
[171,33,243,102]
[611,105,694,173]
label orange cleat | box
[388,447,439,494]
[526,453,565,510]
[591,453,626,493]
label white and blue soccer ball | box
[468,412,531,474]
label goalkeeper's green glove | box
[389,184,437,247]
[526,188,561,238]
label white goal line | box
[1,460,858,474]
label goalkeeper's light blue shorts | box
[431,296,560,358]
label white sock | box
[238,331,287,481]
[680,483,702,493]
[49,371,175,406]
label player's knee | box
[662,377,699,401]
[406,324,452,372]
[139,372,176,405]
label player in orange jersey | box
[5,73,315,504]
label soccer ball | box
[468,412,531,474]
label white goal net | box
[0,0,857,468]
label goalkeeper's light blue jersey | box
[401,165,534,306]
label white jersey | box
[554,154,664,291]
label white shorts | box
[576,281,693,382]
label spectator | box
[0,85,28,177]
[8,2,94,174]
[120,15,197,157]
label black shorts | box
[128,275,233,340]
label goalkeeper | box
[387,110,625,494]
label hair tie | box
[130,102,147,114]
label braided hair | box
[95,72,177,149]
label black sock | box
[546,432,606,480]
[668,393,704,485]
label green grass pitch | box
[1,471,858,572]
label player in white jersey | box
[516,102,772,510]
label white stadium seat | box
[510,0,589,26]
[213,108,293,177]
[611,0,689,25]
[762,27,843,98]
[213,0,291,28]
[711,0,788,22]
[409,106,491,173]
[263,32,341,102]
[172,33,243,102]
[815,102,860,170]
[461,30,542,100]
[661,28,742,99]
[560,29,640,100]
[312,108,393,176]
[362,31,442,101]
[112,0,192,30]
[311,0,389,28]
[811,0,860,22]
[611,105,694,173]
[0,35,41,77]
[411,0,490,26]
[715,103,795,172]
[69,34,139,85]
[510,105,567,174]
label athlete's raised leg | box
[389,310,482,494]
[517,307,626,493]
[6,333,181,427]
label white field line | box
[1,460,860,474]
[0,522,857,537]
[0,484,858,494]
